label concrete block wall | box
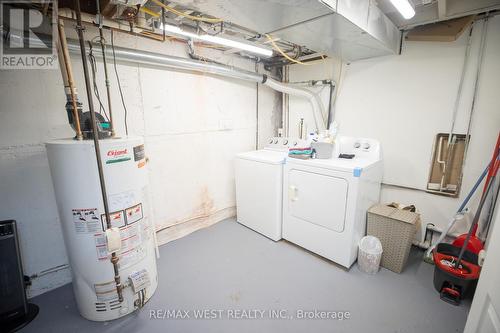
[0,21,280,297]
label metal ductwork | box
[167,0,402,61]
[63,39,326,130]
[63,37,326,131]
[4,30,326,131]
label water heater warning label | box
[72,208,101,234]
[126,204,143,225]
[100,210,126,230]
[94,222,144,268]
[133,144,145,161]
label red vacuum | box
[433,132,500,305]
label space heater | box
[0,220,38,332]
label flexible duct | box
[264,77,324,132]
[63,38,327,132]
[6,30,326,132]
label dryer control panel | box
[338,137,381,160]
[264,137,308,152]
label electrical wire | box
[139,6,160,18]
[138,3,322,65]
[87,40,110,121]
[150,0,223,23]
[265,34,326,66]
[111,29,129,135]
[447,24,474,141]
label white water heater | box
[46,136,158,321]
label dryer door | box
[289,169,348,232]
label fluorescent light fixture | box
[160,24,273,57]
[390,0,415,19]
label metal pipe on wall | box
[73,0,123,303]
[63,37,327,132]
[463,16,490,162]
[10,29,327,132]
[96,0,116,137]
[282,66,290,136]
[456,16,490,198]
[265,77,325,132]
[70,39,265,81]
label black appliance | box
[0,220,38,332]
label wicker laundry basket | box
[367,204,419,273]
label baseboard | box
[155,207,236,246]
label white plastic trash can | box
[358,236,383,274]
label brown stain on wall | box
[193,185,215,217]
[159,185,215,230]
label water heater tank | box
[46,136,158,321]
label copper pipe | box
[57,19,83,140]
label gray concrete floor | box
[22,218,470,333]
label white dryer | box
[282,136,383,268]
[235,137,306,241]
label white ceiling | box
[376,0,500,28]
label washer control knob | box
[293,141,298,146]
[274,139,279,144]
[269,138,273,144]
[354,142,361,148]
[362,142,371,150]
[283,139,288,145]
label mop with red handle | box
[433,132,500,305]
[452,132,500,254]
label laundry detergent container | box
[358,236,383,274]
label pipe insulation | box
[6,30,326,132]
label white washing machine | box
[283,136,383,268]
[235,137,306,241]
